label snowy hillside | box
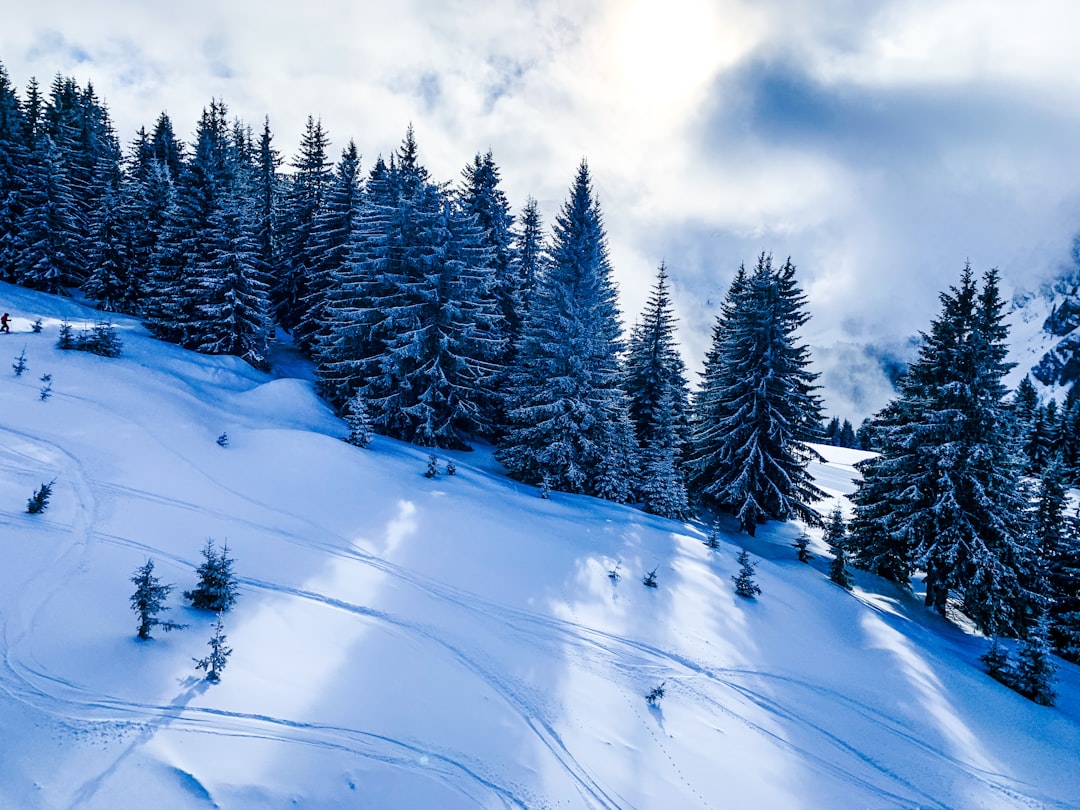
[1,282,1078,810]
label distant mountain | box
[1008,241,1080,395]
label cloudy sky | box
[5,0,1080,419]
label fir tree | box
[794,531,812,563]
[130,559,186,640]
[704,518,722,550]
[12,347,27,376]
[645,682,666,706]
[511,195,544,314]
[425,453,439,479]
[319,130,504,448]
[838,419,857,448]
[690,255,825,534]
[183,538,238,612]
[12,132,82,292]
[275,115,332,332]
[194,614,232,684]
[26,479,54,513]
[624,263,691,519]
[0,61,28,281]
[294,140,361,354]
[849,267,1040,634]
[824,504,853,589]
[981,635,1010,682]
[642,566,659,588]
[1036,461,1080,661]
[344,392,373,448]
[732,549,761,598]
[496,161,637,501]
[1014,614,1058,706]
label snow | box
[1,281,1078,809]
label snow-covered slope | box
[1,282,1078,810]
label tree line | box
[0,62,822,528]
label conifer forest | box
[1,60,1077,709]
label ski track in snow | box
[1,379,1072,808]
[4,452,1059,810]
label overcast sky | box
[6,0,1080,420]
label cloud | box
[4,0,1080,419]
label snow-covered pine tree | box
[84,174,136,312]
[320,128,503,449]
[822,416,841,446]
[459,151,517,351]
[496,161,637,502]
[510,195,544,318]
[12,347,27,376]
[194,614,232,684]
[251,118,282,320]
[823,504,853,589]
[691,254,825,535]
[12,132,82,293]
[732,549,761,598]
[0,61,28,282]
[130,558,186,640]
[849,266,1040,634]
[980,635,1011,682]
[191,192,272,368]
[1036,461,1080,661]
[144,102,232,344]
[344,392,373,448]
[1014,613,1058,706]
[315,155,394,405]
[838,419,857,448]
[293,140,361,354]
[274,115,332,333]
[26,479,54,513]
[624,264,691,519]
[183,538,238,612]
[151,111,185,182]
[705,518,721,550]
[794,531,812,563]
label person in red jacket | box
[0,313,10,333]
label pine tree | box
[691,255,825,534]
[12,132,82,292]
[130,559,186,640]
[733,549,761,598]
[274,116,332,332]
[294,140,361,354]
[1014,614,1058,706]
[794,531,812,563]
[144,101,233,345]
[824,504,853,589]
[193,614,232,684]
[191,195,272,367]
[1036,461,1080,661]
[183,538,238,612]
[823,416,841,446]
[0,61,28,281]
[26,479,54,513]
[496,161,637,501]
[980,635,1010,683]
[849,267,1040,634]
[624,264,691,519]
[12,347,27,376]
[344,392,373,448]
[838,419,857,448]
[704,518,722,550]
